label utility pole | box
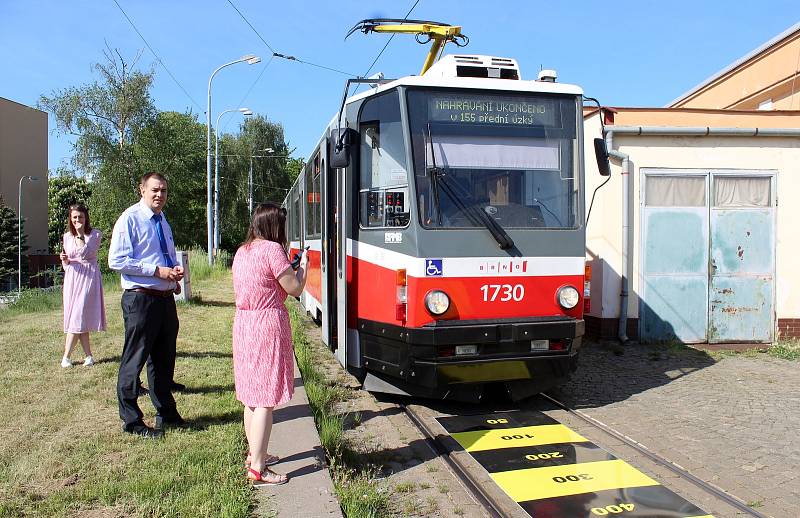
[249,148,275,214]
[206,54,260,265]
[249,154,254,215]
[214,108,252,254]
[17,175,38,297]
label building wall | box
[670,26,800,110]
[610,108,800,128]
[0,98,48,254]
[583,113,800,339]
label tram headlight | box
[557,286,580,309]
[425,290,450,315]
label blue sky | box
[1,0,799,171]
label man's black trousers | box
[117,290,180,429]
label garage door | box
[640,171,775,344]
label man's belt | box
[127,287,174,298]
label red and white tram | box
[284,48,609,400]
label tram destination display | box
[429,94,559,127]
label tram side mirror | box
[330,128,357,169]
[594,138,611,176]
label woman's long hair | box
[243,203,287,251]
[66,204,92,236]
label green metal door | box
[708,175,775,343]
[641,171,776,344]
[641,173,709,343]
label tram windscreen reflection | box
[407,89,579,230]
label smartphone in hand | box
[291,246,310,270]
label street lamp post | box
[206,54,260,265]
[250,148,274,214]
[17,175,39,297]
[214,107,252,254]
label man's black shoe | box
[137,383,149,398]
[123,424,163,439]
[170,382,186,392]
[154,415,188,430]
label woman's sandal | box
[247,467,288,486]
[245,452,280,469]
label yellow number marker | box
[451,424,588,452]
[490,459,659,502]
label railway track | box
[402,402,507,518]
[399,395,767,518]
[539,393,767,518]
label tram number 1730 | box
[480,284,525,302]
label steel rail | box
[401,403,505,518]
[540,393,768,518]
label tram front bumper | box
[412,352,579,387]
[359,316,584,389]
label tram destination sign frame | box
[429,93,559,127]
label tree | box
[38,47,157,233]
[48,169,92,253]
[133,111,207,249]
[0,197,27,291]
[217,115,294,251]
[286,157,305,185]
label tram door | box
[323,156,338,352]
[334,163,348,368]
[324,157,349,366]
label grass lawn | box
[289,307,391,518]
[0,271,256,517]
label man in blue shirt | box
[109,172,185,438]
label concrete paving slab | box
[253,362,343,518]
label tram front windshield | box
[407,89,579,230]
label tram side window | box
[304,167,315,238]
[284,202,291,241]
[292,190,300,240]
[303,154,321,239]
[358,91,409,228]
[312,156,322,237]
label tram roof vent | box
[537,69,558,82]
[425,54,521,80]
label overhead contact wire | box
[219,55,276,134]
[225,0,276,53]
[110,0,203,112]
[226,0,355,77]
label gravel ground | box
[301,319,489,518]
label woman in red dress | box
[232,203,307,486]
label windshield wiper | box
[425,126,514,250]
[437,174,515,249]
[426,124,444,226]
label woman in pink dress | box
[232,203,307,486]
[60,204,106,367]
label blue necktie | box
[152,213,175,268]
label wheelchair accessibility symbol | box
[425,259,443,276]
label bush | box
[0,288,61,320]
[0,197,27,290]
